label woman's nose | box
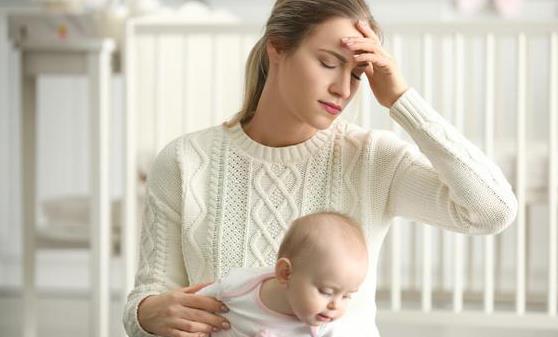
[329,73,351,100]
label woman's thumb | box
[183,282,212,293]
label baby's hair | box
[277,211,367,263]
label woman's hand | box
[341,20,409,108]
[137,283,231,337]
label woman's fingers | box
[353,53,390,70]
[138,291,231,337]
[166,304,229,332]
[183,306,230,330]
[170,330,209,337]
[337,21,408,108]
[173,317,215,334]
[178,293,228,313]
[342,38,386,58]
[355,20,380,42]
[341,36,394,74]
[181,283,229,313]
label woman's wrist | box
[137,295,157,334]
[386,84,409,108]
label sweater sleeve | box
[122,139,189,337]
[383,88,517,234]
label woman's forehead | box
[305,17,364,47]
[298,17,365,63]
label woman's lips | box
[319,101,342,115]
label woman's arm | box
[341,20,516,233]
[122,140,229,337]
[383,89,517,234]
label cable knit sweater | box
[123,88,517,337]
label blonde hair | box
[277,211,367,263]
[225,0,382,127]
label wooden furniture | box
[13,35,116,337]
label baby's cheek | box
[301,295,319,312]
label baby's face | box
[285,246,368,326]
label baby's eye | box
[342,294,353,300]
[351,73,361,81]
[319,288,333,296]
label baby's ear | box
[275,257,292,285]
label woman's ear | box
[275,257,293,285]
[266,39,283,64]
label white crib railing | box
[124,18,558,330]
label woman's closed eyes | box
[319,60,362,81]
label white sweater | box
[123,88,517,337]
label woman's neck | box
[242,84,317,147]
[259,277,294,316]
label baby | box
[197,211,369,337]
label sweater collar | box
[225,121,339,163]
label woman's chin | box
[310,116,338,131]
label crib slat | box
[441,36,453,293]
[123,21,139,304]
[453,33,465,132]
[390,33,403,312]
[422,33,433,112]
[391,34,404,136]
[136,35,157,157]
[182,35,190,132]
[483,33,496,314]
[548,32,558,316]
[391,218,402,311]
[154,34,166,152]
[515,32,527,315]
[421,33,433,312]
[422,225,433,311]
[210,34,219,125]
[453,234,464,313]
[359,78,372,129]
[453,33,465,313]
[184,34,195,133]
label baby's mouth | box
[316,313,333,322]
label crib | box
[123,17,558,331]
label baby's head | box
[275,212,368,326]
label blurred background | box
[0,0,557,337]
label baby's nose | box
[327,299,339,310]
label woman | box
[123,1,518,336]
